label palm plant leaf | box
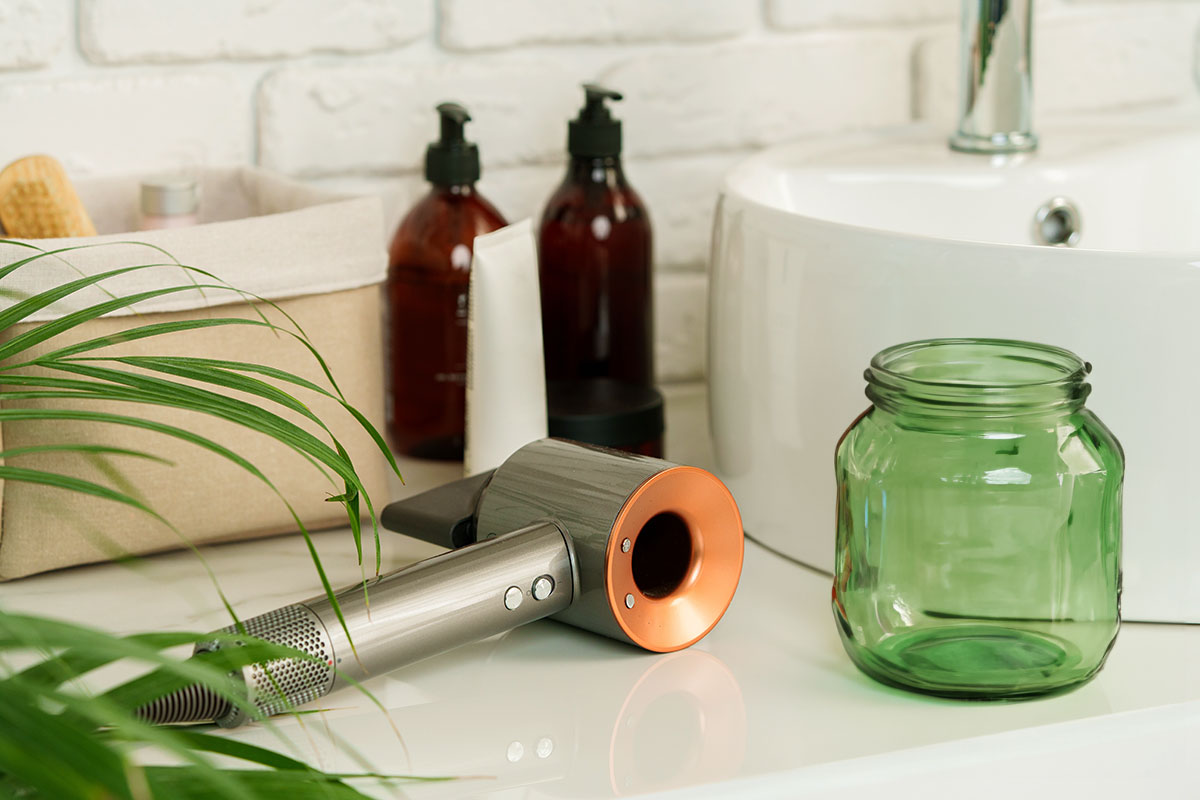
[0,240,424,798]
[0,614,433,799]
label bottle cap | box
[547,379,664,449]
[140,176,199,216]
[426,102,481,186]
[568,84,623,158]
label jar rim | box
[870,338,1090,388]
[866,338,1092,417]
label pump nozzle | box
[569,84,623,158]
[581,84,623,120]
[426,101,481,186]
[436,102,470,143]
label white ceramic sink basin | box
[709,116,1200,623]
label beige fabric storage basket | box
[0,167,389,579]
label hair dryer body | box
[139,439,743,728]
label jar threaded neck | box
[865,338,1092,418]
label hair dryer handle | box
[169,522,575,728]
[309,521,575,690]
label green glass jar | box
[833,339,1123,699]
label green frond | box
[0,240,417,798]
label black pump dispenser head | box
[426,102,481,186]
[569,84,623,158]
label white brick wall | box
[605,33,912,157]
[258,57,586,176]
[767,0,957,30]
[440,0,757,51]
[1,0,1198,383]
[0,74,248,174]
[0,0,66,70]
[655,271,708,383]
[80,0,431,63]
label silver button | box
[621,538,631,553]
[504,586,523,610]
[532,575,555,601]
[625,593,635,609]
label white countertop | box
[1,511,1196,798]
[1,389,1196,798]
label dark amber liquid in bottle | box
[387,185,506,460]
[539,156,653,386]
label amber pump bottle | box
[387,102,507,460]
[539,85,653,387]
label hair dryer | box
[139,439,743,727]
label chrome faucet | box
[950,0,1037,154]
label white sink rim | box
[721,119,1200,259]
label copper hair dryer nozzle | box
[466,438,744,651]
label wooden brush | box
[0,155,97,238]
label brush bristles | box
[0,154,98,239]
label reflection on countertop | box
[225,631,746,798]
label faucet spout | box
[949,0,1037,154]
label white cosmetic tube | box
[464,219,548,476]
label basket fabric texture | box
[0,167,389,579]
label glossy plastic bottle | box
[387,103,507,460]
[539,85,653,387]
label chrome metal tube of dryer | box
[141,522,574,728]
[307,520,575,690]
